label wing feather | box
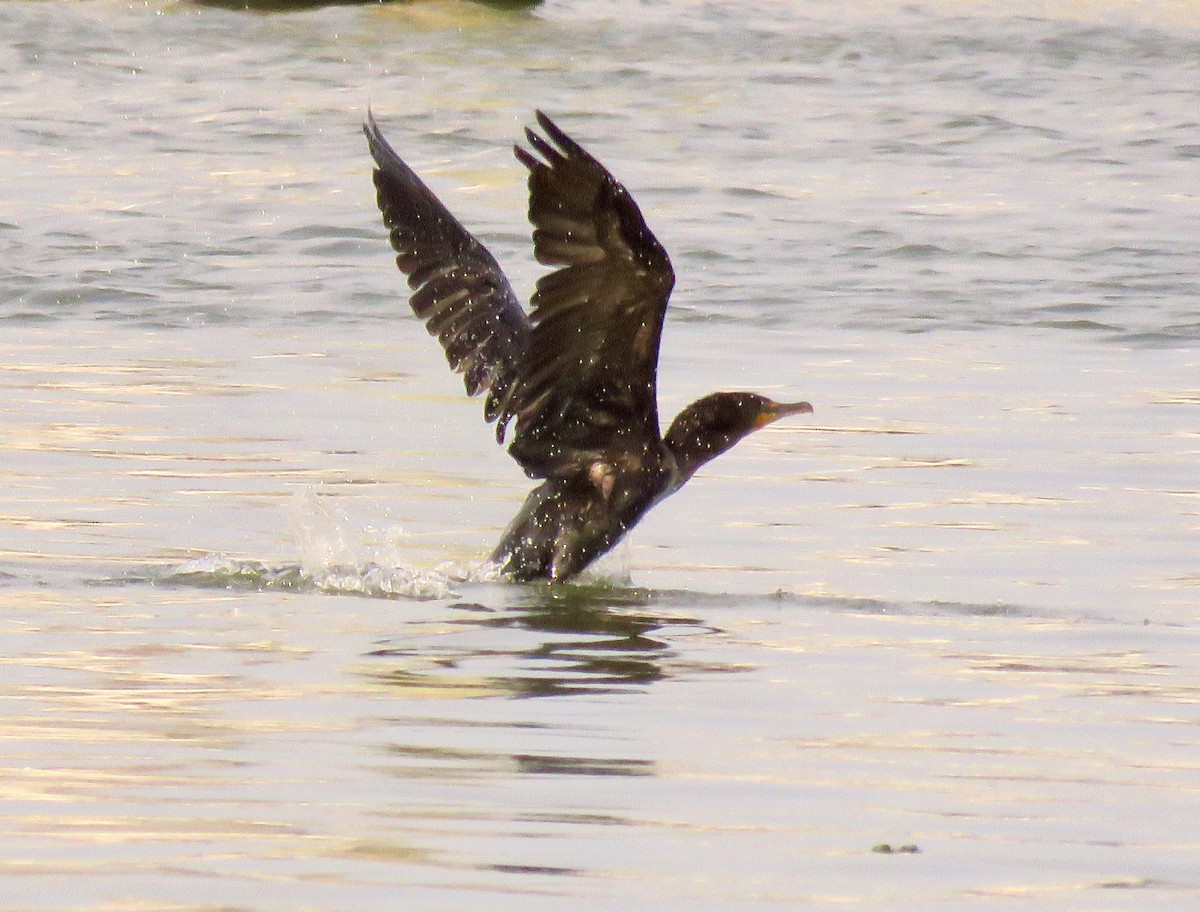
[495,111,676,479]
[364,112,530,416]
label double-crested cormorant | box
[365,111,812,583]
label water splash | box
[142,492,506,600]
[284,489,474,599]
[154,551,464,601]
[159,553,307,592]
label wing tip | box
[516,110,584,171]
[363,109,409,176]
[363,109,387,164]
[513,142,538,171]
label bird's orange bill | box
[755,400,814,429]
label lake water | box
[1,0,1198,909]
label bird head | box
[664,391,812,481]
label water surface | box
[1,1,1198,909]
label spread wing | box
[496,111,676,479]
[365,111,530,425]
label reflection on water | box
[142,554,728,696]
[382,742,655,778]
[365,591,716,698]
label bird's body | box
[492,448,676,582]
[365,111,811,583]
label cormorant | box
[365,110,812,583]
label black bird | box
[365,111,812,583]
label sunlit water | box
[1,1,1198,909]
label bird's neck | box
[662,420,727,486]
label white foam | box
[288,488,465,600]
